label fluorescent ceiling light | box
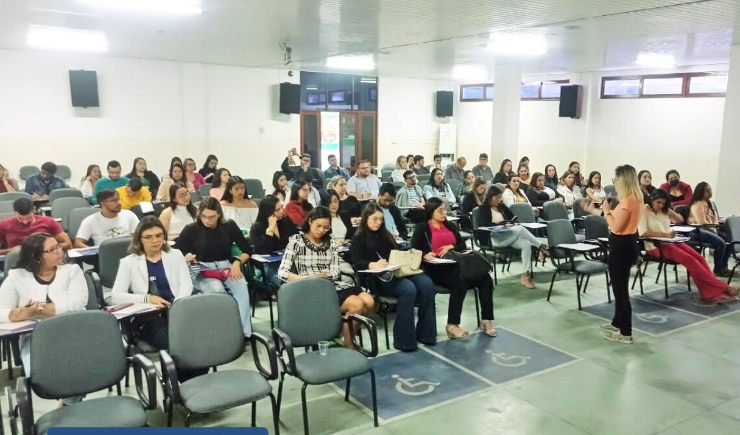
[305,86,318,91]
[27,25,108,53]
[635,52,675,68]
[77,0,202,15]
[325,54,375,71]
[452,65,488,80]
[488,33,547,56]
[360,77,377,84]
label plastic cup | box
[318,341,329,356]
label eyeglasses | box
[200,213,219,221]
[142,233,165,240]
[314,224,332,232]
[43,244,62,254]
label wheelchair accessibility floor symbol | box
[391,375,440,396]
[485,351,530,368]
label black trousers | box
[427,265,494,325]
[608,232,639,336]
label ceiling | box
[1,0,739,80]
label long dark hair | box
[170,157,182,168]
[256,195,280,225]
[498,159,512,174]
[169,163,186,183]
[586,171,601,189]
[17,233,53,275]
[530,172,544,191]
[690,182,713,208]
[423,197,446,221]
[355,202,395,246]
[485,184,505,207]
[211,168,231,189]
[322,189,342,212]
[221,176,249,203]
[544,164,558,183]
[168,183,196,218]
[272,171,286,196]
[289,180,313,212]
[428,168,448,190]
[202,154,218,170]
[85,164,100,179]
[649,189,672,214]
[505,173,520,192]
[198,197,225,225]
[300,206,332,243]
[128,157,146,178]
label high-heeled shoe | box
[445,324,469,339]
[479,320,497,337]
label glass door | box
[339,113,357,169]
[300,111,320,163]
[357,112,377,165]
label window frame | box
[601,72,727,99]
[459,83,492,102]
[459,79,571,102]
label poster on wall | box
[320,111,340,170]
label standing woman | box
[250,196,298,287]
[79,164,101,198]
[220,176,259,234]
[585,171,607,205]
[157,163,195,202]
[159,183,197,240]
[584,165,643,344]
[544,164,559,191]
[271,171,289,203]
[177,198,253,336]
[493,159,514,184]
[208,168,232,200]
[183,158,206,190]
[126,157,161,192]
[327,176,362,219]
[199,154,219,183]
[284,180,313,226]
[351,203,436,351]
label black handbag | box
[443,250,492,283]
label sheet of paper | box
[671,226,697,233]
[0,321,36,331]
[446,216,460,221]
[252,254,284,263]
[358,264,402,273]
[557,243,600,252]
[67,246,99,258]
[111,303,159,319]
[478,226,511,233]
[424,258,456,264]
[520,222,546,229]
[647,236,691,243]
[138,201,154,213]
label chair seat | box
[460,231,472,240]
[433,285,451,294]
[377,294,398,305]
[295,348,372,385]
[557,260,608,275]
[575,234,586,242]
[36,396,146,435]
[180,370,272,414]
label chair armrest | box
[549,246,577,270]
[250,333,279,381]
[271,328,297,375]
[84,269,106,309]
[344,314,378,358]
[15,378,33,435]
[729,241,740,261]
[131,354,158,410]
[158,350,182,404]
[340,271,357,286]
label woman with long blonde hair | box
[390,155,408,182]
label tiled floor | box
[2,260,740,435]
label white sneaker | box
[604,331,633,344]
[599,324,619,333]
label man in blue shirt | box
[23,162,69,201]
[323,154,350,181]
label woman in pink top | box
[183,158,206,190]
[208,168,231,200]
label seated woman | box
[556,170,583,209]
[639,189,738,302]
[493,159,515,185]
[585,171,606,205]
[208,168,232,200]
[461,177,487,214]
[183,158,206,190]
[271,171,290,203]
[526,172,564,207]
[411,198,496,339]
[220,176,259,234]
[280,207,374,348]
[328,175,362,219]
[0,233,87,405]
[479,185,549,289]
[323,189,356,279]
[159,183,197,240]
[544,164,559,191]
[351,203,435,351]
[390,155,409,183]
[516,164,532,191]
[638,170,656,204]
[79,164,101,197]
[112,216,193,350]
[284,180,313,226]
[688,182,733,277]
[568,161,585,187]
[423,168,457,209]
[126,157,161,193]
[250,196,299,287]
[503,174,540,219]
[157,163,195,202]
[177,198,253,336]
[658,169,692,207]
[457,170,476,199]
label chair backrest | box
[8,178,19,191]
[0,211,13,221]
[99,236,133,288]
[19,166,40,181]
[168,293,244,369]
[547,219,577,259]
[67,208,99,240]
[726,216,740,253]
[573,198,588,219]
[0,191,31,203]
[584,215,609,240]
[130,203,156,220]
[604,185,616,196]
[0,202,14,213]
[51,197,91,231]
[447,179,462,198]
[392,181,404,192]
[49,188,84,205]
[543,200,569,221]
[31,311,127,398]
[674,205,690,222]
[198,183,212,198]
[84,269,102,310]
[3,249,21,274]
[190,191,202,205]
[381,168,393,182]
[417,174,430,185]
[245,179,265,199]
[508,203,535,223]
[55,165,72,180]
[277,279,343,347]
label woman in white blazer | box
[112,216,193,351]
[0,232,88,405]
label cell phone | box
[594,202,602,209]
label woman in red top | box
[658,169,692,207]
[284,180,313,226]
[411,197,496,339]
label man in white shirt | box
[74,189,140,247]
[347,159,382,200]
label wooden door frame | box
[300,109,378,168]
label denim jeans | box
[263,262,283,288]
[690,229,729,273]
[192,260,252,335]
[378,273,437,351]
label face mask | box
[669,179,679,187]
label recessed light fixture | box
[452,65,488,80]
[77,0,202,15]
[27,25,108,53]
[635,52,675,68]
[305,86,319,91]
[488,33,547,56]
[360,77,377,84]
[325,54,375,71]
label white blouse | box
[169,205,196,238]
[222,206,258,231]
[557,185,583,207]
[331,216,347,240]
[0,265,88,322]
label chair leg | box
[116,382,122,396]
[301,383,310,435]
[185,412,192,428]
[582,274,591,293]
[345,378,351,402]
[575,274,583,311]
[547,271,558,301]
[605,272,612,303]
[663,262,669,298]
[370,369,379,427]
[251,401,257,427]
[655,263,662,284]
[674,264,679,283]
[276,376,285,417]
[269,393,281,435]
[727,263,738,285]
[687,271,691,292]
[167,399,174,427]
[630,264,639,290]
[383,310,391,350]
[268,296,275,329]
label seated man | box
[115,178,152,210]
[92,160,129,205]
[74,189,140,248]
[432,154,444,170]
[0,198,72,254]
[347,159,382,200]
[281,152,322,182]
[394,170,426,223]
[472,153,494,181]
[323,154,350,181]
[444,157,467,182]
[23,162,69,201]
[412,155,430,175]
[376,183,409,240]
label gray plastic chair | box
[160,294,279,430]
[245,179,265,200]
[470,207,521,284]
[8,311,156,435]
[584,215,609,240]
[543,201,585,242]
[546,219,610,310]
[0,211,13,221]
[85,236,132,307]
[3,249,21,275]
[725,216,740,284]
[417,174,430,186]
[508,203,536,223]
[0,192,31,203]
[604,185,616,197]
[197,183,212,199]
[272,279,378,435]
[55,165,72,180]
[51,197,90,231]
[189,192,202,205]
[67,208,100,241]
[447,179,462,199]
[0,202,14,213]
[48,188,83,205]
[18,166,39,181]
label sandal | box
[538,245,551,258]
[479,320,498,337]
[520,274,536,289]
[714,295,738,304]
[445,324,469,339]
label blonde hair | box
[328,175,345,190]
[395,155,406,170]
[614,164,643,202]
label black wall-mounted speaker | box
[436,91,453,117]
[279,82,301,114]
[559,85,583,119]
[69,70,99,108]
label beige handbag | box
[389,249,423,278]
